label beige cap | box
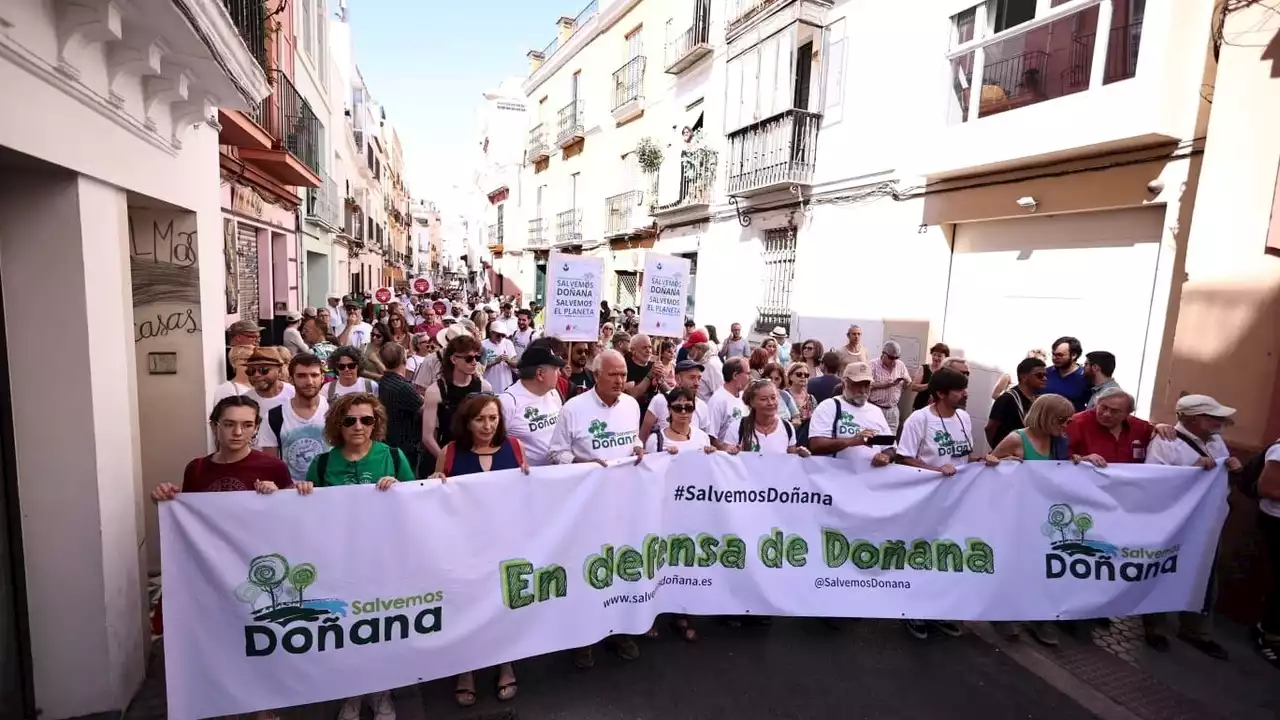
[1175,394,1236,418]
[842,361,874,383]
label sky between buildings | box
[349,0,583,203]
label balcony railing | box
[535,1,598,64]
[220,0,267,70]
[726,0,782,37]
[948,6,1143,123]
[726,109,821,196]
[611,57,646,113]
[666,2,712,74]
[254,70,322,176]
[555,209,582,245]
[528,218,549,248]
[306,172,341,230]
[656,148,718,214]
[528,123,550,163]
[605,190,645,237]
[557,100,585,147]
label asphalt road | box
[131,618,1097,719]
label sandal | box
[496,664,518,702]
[572,646,595,669]
[454,672,476,708]
[670,616,697,642]
[610,636,641,661]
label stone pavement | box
[126,618,1099,720]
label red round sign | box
[374,287,393,304]
[412,277,432,295]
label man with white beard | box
[808,362,895,466]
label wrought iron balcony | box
[605,190,646,237]
[654,148,718,216]
[527,218,549,248]
[528,123,550,163]
[726,0,783,38]
[557,100,585,148]
[220,0,267,70]
[725,109,820,197]
[306,172,342,230]
[665,3,712,74]
[254,70,323,179]
[555,209,582,245]
[611,57,646,121]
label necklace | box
[668,425,691,440]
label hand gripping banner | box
[160,454,1227,718]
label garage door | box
[943,207,1165,436]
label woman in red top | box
[151,395,296,720]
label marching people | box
[797,338,824,377]
[640,359,711,443]
[611,331,631,355]
[707,357,751,448]
[725,378,809,456]
[498,342,564,467]
[1142,394,1241,659]
[599,321,615,349]
[624,333,662,415]
[719,323,749,360]
[377,343,424,472]
[807,362,895,466]
[985,356,1048,448]
[212,344,256,405]
[689,341,723,402]
[153,396,292,500]
[655,339,678,392]
[896,367,998,642]
[387,311,413,351]
[481,320,517,393]
[327,346,379,400]
[510,309,539,364]
[1083,350,1120,408]
[837,324,868,365]
[869,341,912,434]
[1065,387,1176,466]
[225,318,261,381]
[412,325,473,390]
[1047,336,1090,411]
[242,347,295,419]
[780,361,816,444]
[747,347,771,380]
[429,393,529,705]
[258,353,329,483]
[546,348,644,667]
[1253,434,1280,668]
[564,341,596,400]
[991,349,1048,399]
[990,393,1074,463]
[281,310,309,356]
[910,343,950,412]
[808,351,844,405]
[761,332,786,365]
[421,334,493,476]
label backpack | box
[737,415,794,452]
[268,405,285,446]
[314,445,408,484]
[327,377,374,401]
[1235,442,1280,500]
[440,438,525,476]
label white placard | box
[545,252,603,341]
[161,456,1226,718]
[638,252,691,338]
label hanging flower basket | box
[635,137,664,174]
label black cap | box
[517,345,566,369]
[675,359,704,373]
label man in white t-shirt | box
[258,353,329,480]
[242,348,295,421]
[706,357,750,448]
[499,344,564,467]
[481,320,517,394]
[808,361,895,466]
[509,309,540,364]
[690,341,723,402]
[340,303,373,348]
[1143,393,1239,660]
[641,359,711,443]
[895,366,995,643]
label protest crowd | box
[151,286,1280,720]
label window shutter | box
[741,47,760,125]
[823,20,846,124]
[725,56,743,133]
[758,36,778,122]
[774,30,794,117]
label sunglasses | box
[244,366,275,377]
[341,416,376,428]
[670,404,696,413]
[456,354,480,363]
[372,334,385,340]
[336,362,358,371]
[793,372,810,379]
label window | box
[756,227,796,334]
[822,19,847,125]
[299,0,315,59]
[496,204,505,243]
[616,271,640,308]
[724,22,823,133]
[570,172,579,210]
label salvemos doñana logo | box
[1042,504,1179,582]
[588,418,636,451]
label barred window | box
[616,271,640,309]
[756,226,796,334]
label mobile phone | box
[869,435,897,446]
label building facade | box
[386,127,412,288]
[0,0,268,716]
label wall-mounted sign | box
[232,185,265,218]
[147,352,178,375]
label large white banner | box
[161,456,1227,718]
[544,251,602,341]
[638,252,690,337]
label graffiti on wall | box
[130,214,201,343]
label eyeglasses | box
[793,372,810,379]
[371,334,385,340]
[244,366,275,377]
[341,416,376,428]
[456,354,480,363]
[670,404,696,413]
[336,362,358,371]
[1055,416,1073,424]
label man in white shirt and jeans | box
[546,349,644,668]
[896,366,997,641]
[499,343,563,467]
[1143,393,1240,660]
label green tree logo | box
[525,406,538,420]
[1042,504,1114,558]
[288,563,318,606]
[247,553,290,610]
[589,419,607,438]
[235,554,342,626]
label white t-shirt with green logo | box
[707,387,748,443]
[547,389,641,464]
[499,381,562,467]
[808,396,892,461]
[898,405,976,468]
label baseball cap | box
[302,307,318,319]
[675,359,704,374]
[283,310,302,323]
[517,345,566,369]
[683,329,708,348]
[842,361,874,383]
[488,319,509,336]
[227,319,261,336]
[1175,394,1236,418]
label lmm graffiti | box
[130,217,197,268]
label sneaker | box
[336,696,362,720]
[372,691,396,720]
[903,619,929,640]
[1028,622,1060,647]
[1253,624,1280,669]
[930,620,962,637]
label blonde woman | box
[991,393,1074,462]
[599,322,616,348]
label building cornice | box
[175,0,271,105]
[522,0,644,97]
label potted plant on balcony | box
[635,136,663,175]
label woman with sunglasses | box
[360,321,391,381]
[300,393,410,720]
[727,379,810,456]
[428,394,528,705]
[326,346,379,401]
[799,339,824,376]
[387,312,413,351]
[421,334,491,477]
[781,362,816,443]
